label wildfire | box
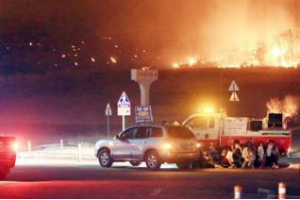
[110,56,117,64]
[266,95,299,117]
[172,62,180,69]
[187,57,197,67]
[271,47,282,57]
[172,56,198,69]
[171,29,300,69]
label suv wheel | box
[98,149,113,168]
[176,162,191,170]
[130,161,141,167]
[145,151,161,170]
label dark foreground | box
[1,163,300,199]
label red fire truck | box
[183,111,291,154]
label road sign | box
[105,103,112,116]
[229,80,239,92]
[131,69,158,81]
[230,92,240,102]
[117,91,131,116]
[135,106,153,124]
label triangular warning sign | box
[230,92,240,102]
[229,80,239,92]
[118,91,131,116]
[118,92,130,106]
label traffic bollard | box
[78,143,82,162]
[234,185,242,199]
[60,139,64,148]
[27,140,31,152]
[278,182,286,199]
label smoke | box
[172,0,298,65]
[266,95,299,117]
[201,0,295,55]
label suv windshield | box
[166,126,195,139]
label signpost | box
[135,106,153,124]
[229,80,240,102]
[105,103,112,138]
[131,69,158,106]
[117,91,131,131]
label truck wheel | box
[176,162,191,170]
[145,151,161,170]
[98,149,113,168]
[130,161,141,167]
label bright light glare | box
[203,107,214,113]
[172,62,180,69]
[196,143,201,148]
[12,142,19,152]
[162,143,172,150]
[271,47,281,57]
[188,57,197,67]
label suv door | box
[112,127,137,161]
[131,126,149,160]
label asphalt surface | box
[1,163,300,199]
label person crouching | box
[242,144,256,169]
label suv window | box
[135,127,149,139]
[120,128,137,139]
[166,126,195,139]
[150,127,163,138]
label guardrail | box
[16,140,96,162]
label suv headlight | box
[162,143,172,151]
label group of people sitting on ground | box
[199,140,280,169]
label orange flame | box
[266,95,299,117]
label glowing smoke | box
[266,95,299,117]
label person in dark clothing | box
[201,150,215,168]
[232,143,243,168]
[271,145,280,169]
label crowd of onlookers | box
[199,140,281,169]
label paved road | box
[1,163,300,198]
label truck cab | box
[183,112,223,147]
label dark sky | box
[0,0,300,69]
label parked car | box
[0,136,17,179]
[95,124,200,170]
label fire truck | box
[183,111,291,154]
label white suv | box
[95,124,200,170]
